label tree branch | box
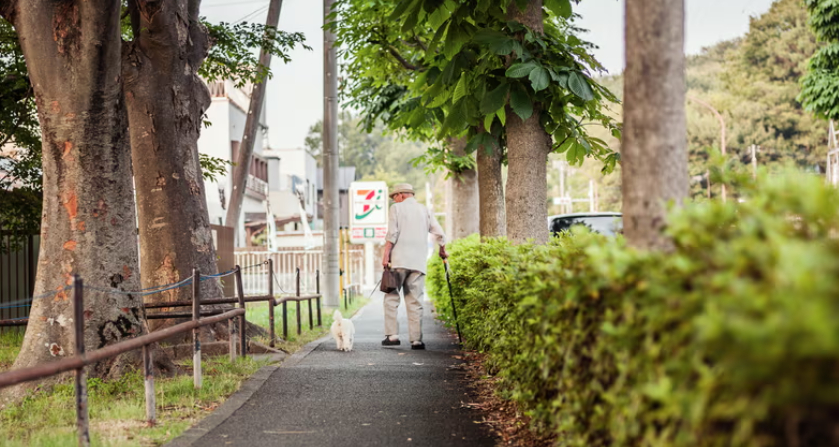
[0,0,18,24]
[369,39,424,71]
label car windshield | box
[551,215,622,237]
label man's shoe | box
[410,341,425,350]
[382,337,401,346]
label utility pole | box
[323,0,340,307]
[688,94,726,202]
[750,144,758,180]
[225,0,284,241]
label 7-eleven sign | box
[349,181,388,244]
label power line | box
[203,0,268,9]
[233,4,269,24]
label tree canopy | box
[0,13,306,242]
[330,0,621,173]
[799,0,839,120]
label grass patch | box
[246,294,369,352]
[0,331,23,371]
[0,355,267,447]
[0,295,370,446]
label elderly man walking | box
[381,183,447,350]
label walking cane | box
[442,258,462,345]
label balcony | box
[246,174,268,200]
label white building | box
[198,80,319,248]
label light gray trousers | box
[383,268,426,342]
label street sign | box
[349,181,388,244]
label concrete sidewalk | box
[168,293,496,447]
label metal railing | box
[0,262,326,447]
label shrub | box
[428,173,839,446]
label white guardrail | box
[234,249,365,295]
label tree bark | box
[505,0,551,245]
[445,137,479,240]
[476,135,506,238]
[622,0,688,249]
[122,0,223,332]
[225,0,283,240]
[0,0,159,402]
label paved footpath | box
[168,294,497,447]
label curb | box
[164,303,370,446]
[163,363,279,447]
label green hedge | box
[428,174,839,447]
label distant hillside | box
[579,0,826,205]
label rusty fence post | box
[73,275,90,447]
[192,269,202,389]
[316,269,322,326]
[235,265,247,355]
[308,297,313,330]
[267,259,275,347]
[295,268,301,336]
[282,299,288,341]
[142,344,155,425]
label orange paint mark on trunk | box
[55,289,68,301]
[123,265,132,279]
[62,141,73,158]
[63,240,77,251]
[63,191,78,220]
[50,101,60,113]
[76,220,86,231]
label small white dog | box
[330,310,355,352]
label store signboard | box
[349,181,388,244]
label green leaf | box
[453,73,468,103]
[484,113,495,131]
[443,22,468,60]
[389,0,418,20]
[549,69,569,89]
[442,58,458,85]
[545,0,572,18]
[567,142,586,163]
[529,67,550,92]
[473,29,516,55]
[428,87,451,107]
[510,84,533,121]
[480,83,510,114]
[496,107,506,126]
[505,61,539,78]
[567,72,595,101]
[442,99,469,133]
[402,6,421,33]
[422,0,445,13]
[427,18,449,54]
[555,137,574,153]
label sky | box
[201,0,778,152]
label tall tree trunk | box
[477,136,506,238]
[1,0,156,401]
[122,0,223,332]
[622,0,688,249]
[505,0,551,245]
[445,137,479,240]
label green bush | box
[428,174,839,446]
